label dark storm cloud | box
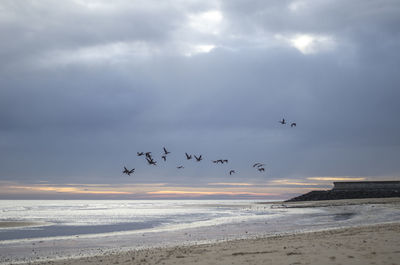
[0,0,399,195]
[0,1,183,61]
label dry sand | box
[28,222,400,265]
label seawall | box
[286,181,400,202]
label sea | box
[1,199,400,264]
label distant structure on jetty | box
[286,181,400,202]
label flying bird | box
[161,155,167,161]
[163,147,170,155]
[137,152,144,156]
[279,118,286,125]
[253,163,261,167]
[291,122,296,127]
[185,153,192,160]
[194,155,202,162]
[258,167,265,172]
[229,170,236,175]
[146,157,157,166]
[177,166,184,169]
[123,167,135,176]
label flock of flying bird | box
[123,118,296,177]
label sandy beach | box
[27,223,400,265]
[23,198,399,265]
[3,198,400,265]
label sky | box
[1,0,400,200]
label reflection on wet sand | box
[0,221,49,229]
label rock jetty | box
[286,181,400,202]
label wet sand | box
[0,221,48,229]
[26,222,400,265]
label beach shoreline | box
[1,198,400,265]
[25,222,400,265]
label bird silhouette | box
[163,147,170,155]
[146,157,157,166]
[123,167,135,176]
[127,143,272,178]
[291,122,296,127]
[279,118,286,125]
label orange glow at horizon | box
[307,177,366,181]
[270,179,323,186]
[0,180,320,198]
[207,182,254,186]
[147,190,276,196]
[10,185,131,195]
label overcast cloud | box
[0,0,399,199]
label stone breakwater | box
[286,181,400,202]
